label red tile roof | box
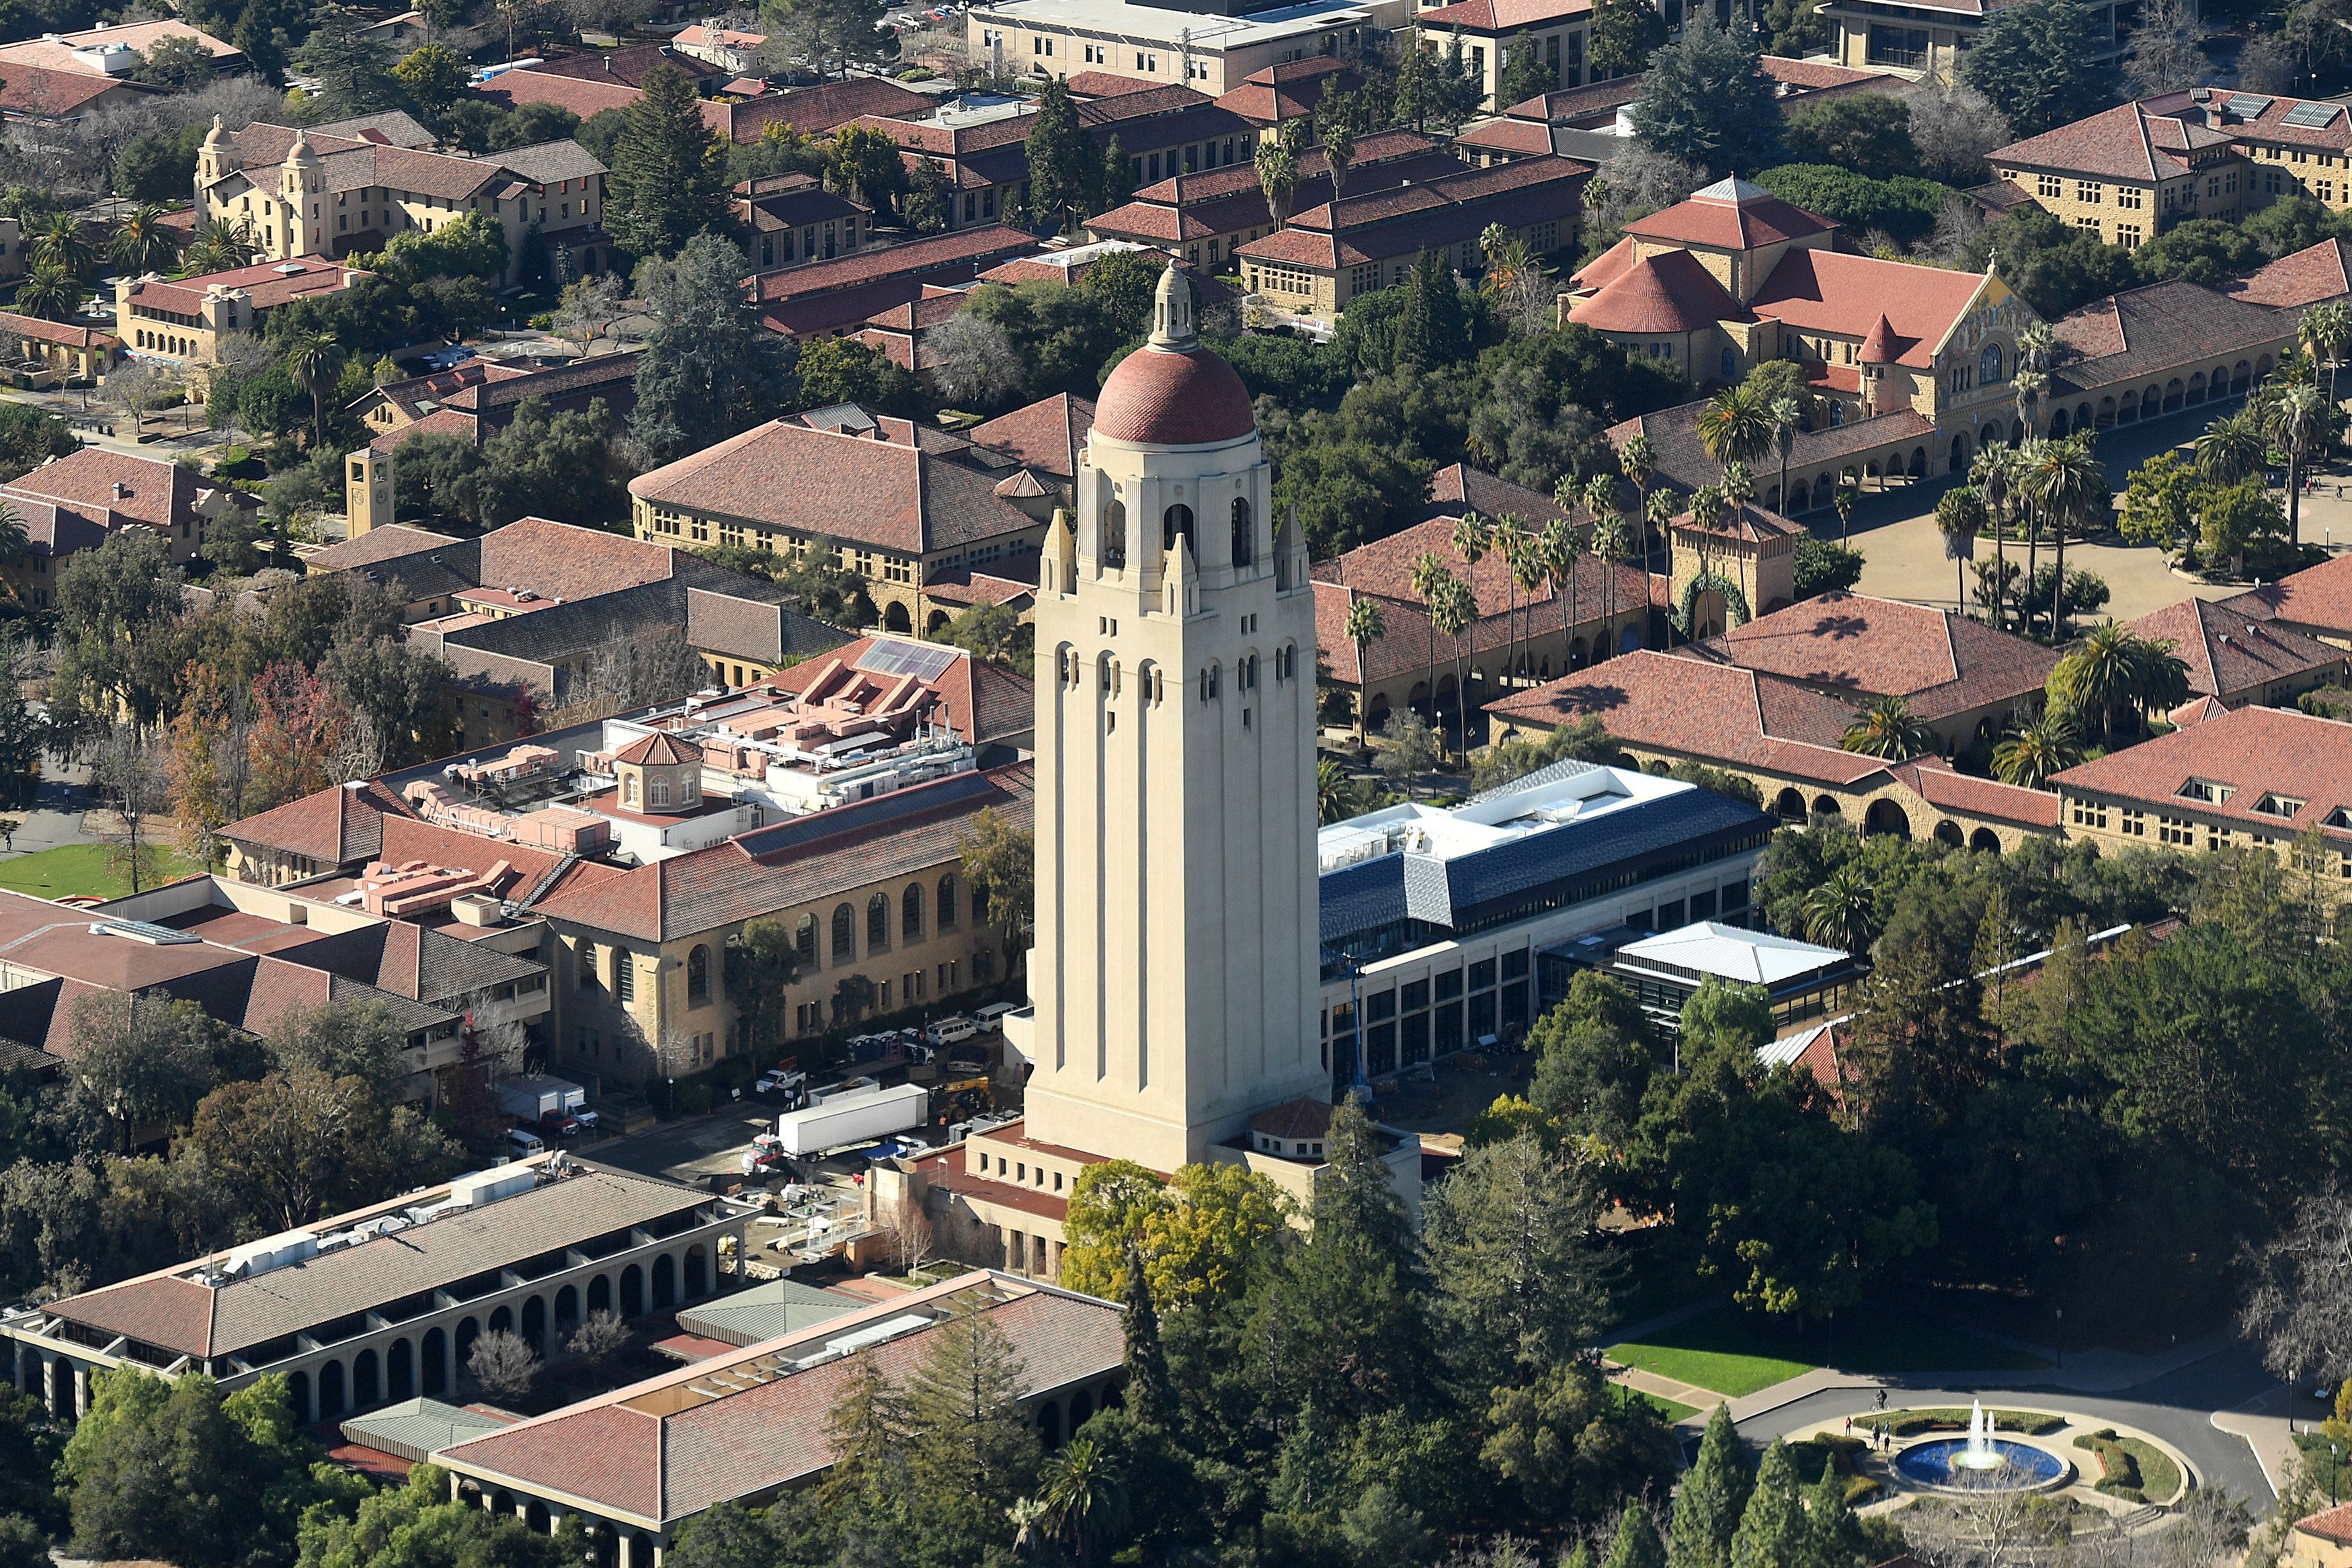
[438,1273,1122,1524]
[1415,0,1592,28]
[1095,339,1255,446]
[1624,174,1834,250]
[717,77,935,140]
[2052,703,2352,840]
[1061,70,1159,98]
[1989,100,2225,181]
[1707,591,2058,720]
[2231,237,2352,308]
[1240,155,1587,270]
[2218,551,2352,639]
[1568,247,1751,333]
[0,310,118,349]
[753,226,1039,336]
[2126,593,2349,700]
[0,63,145,116]
[1215,58,1361,122]
[1886,757,2063,828]
[760,636,1033,747]
[971,393,1096,479]
[124,256,362,317]
[2300,1503,2352,1547]
[1748,250,1989,370]
[1,448,255,538]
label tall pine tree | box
[901,1305,1041,1557]
[1605,1505,1669,1568]
[1121,1245,1172,1431]
[1803,1460,1867,1568]
[1727,1440,1808,1568]
[606,63,729,259]
[1668,1405,1751,1568]
[1024,81,1094,233]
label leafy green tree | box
[67,989,221,1151]
[1959,0,2119,136]
[628,233,798,465]
[295,1462,570,1568]
[827,124,907,212]
[958,803,1034,966]
[1482,1360,1678,1531]
[903,157,952,233]
[1425,1132,1616,1388]
[1669,1405,1752,1568]
[1793,538,1864,598]
[1840,694,1935,759]
[0,1385,63,1530]
[392,41,470,112]
[2133,217,2263,288]
[1803,1461,1867,1568]
[0,1514,44,1568]
[1753,165,1955,244]
[1527,972,1656,1151]
[1628,15,1781,177]
[1025,80,1096,233]
[114,129,204,206]
[723,918,800,1055]
[1779,94,1915,179]
[1680,979,1773,1057]
[1496,28,1556,106]
[1589,0,1668,79]
[184,1066,460,1232]
[1728,1440,1807,1568]
[134,33,218,87]
[606,63,730,259]
[795,335,920,415]
[2117,448,2204,554]
[265,1000,411,1107]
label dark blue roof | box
[1319,790,1776,944]
[732,770,1000,860]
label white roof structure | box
[969,0,1375,49]
[1317,761,1692,873]
[1617,921,1850,987]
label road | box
[1735,1341,2283,1512]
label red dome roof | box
[1093,344,1255,446]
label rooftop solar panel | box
[2227,93,2275,117]
[2283,101,2342,128]
[856,638,961,683]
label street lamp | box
[2330,1441,2341,1506]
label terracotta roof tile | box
[971,393,1095,479]
[1624,174,1836,249]
[1415,0,1591,29]
[1707,591,2057,720]
[1747,249,1987,370]
[2300,1503,2352,1547]
[2218,550,2352,638]
[2230,236,2352,308]
[2053,703,2352,840]
[1214,58,1360,122]
[2050,278,2294,392]
[2126,593,2349,700]
[1886,757,2062,827]
[1568,248,1752,333]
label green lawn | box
[1628,1389,1700,1423]
[0,843,200,902]
[1605,1305,2047,1399]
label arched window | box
[902,882,924,942]
[868,893,890,952]
[621,774,639,806]
[832,903,854,961]
[1980,342,2004,385]
[1102,500,1127,569]
[938,873,959,931]
[795,913,817,964]
[1231,498,1253,565]
[972,880,991,924]
[650,776,671,809]
[1163,503,1194,553]
[680,772,699,804]
[1828,401,1845,426]
[687,945,711,1007]
[1721,346,1738,382]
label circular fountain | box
[1890,1401,2072,1495]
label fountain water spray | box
[1955,1399,2004,1469]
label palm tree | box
[108,204,178,276]
[1801,862,1877,956]
[1645,486,1676,570]
[1833,483,1857,547]
[1541,514,1578,670]
[1592,511,1632,655]
[1619,434,1656,561]
[2012,367,2048,447]
[1842,694,1934,759]
[1495,514,1537,689]
[2302,299,2352,411]
[32,214,93,279]
[1254,136,1301,231]
[1769,395,1801,516]
[1318,758,1356,825]
[1343,595,1386,748]
[1034,1438,1131,1568]
[282,330,346,450]
[2026,436,2105,641]
[2050,622,2135,747]
[2260,380,2326,544]
[1696,384,1777,482]
[1970,444,2014,632]
[1409,549,1449,723]
[1430,572,1475,757]
[1935,488,1984,616]
[2013,323,2056,434]
[12,261,80,322]
[178,218,257,276]
[2195,409,2266,486]
[1720,460,1756,604]
[1992,712,2083,788]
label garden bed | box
[2072,1429,2183,1504]
[1867,1407,2066,1439]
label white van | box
[925,1016,980,1047]
[973,1002,1019,1032]
[507,1126,546,1157]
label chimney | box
[604,54,613,70]
[111,481,125,499]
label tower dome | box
[1094,261,1255,447]
[283,128,318,167]
[202,113,229,152]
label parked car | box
[506,1126,546,1157]
[924,1016,979,1047]
[973,1001,1018,1032]
[756,1069,807,1097]
[538,1110,583,1138]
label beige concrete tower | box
[1022,264,1324,1172]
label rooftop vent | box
[89,919,201,946]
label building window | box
[868,893,891,952]
[2037,173,2064,199]
[2118,225,2143,248]
[833,902,855,960]
[903,882,925,941]
[2074,180,2103,203]
[938,873,959,931]
[615,952,636,1003]
[2117,186,2144,210]
[796,912,819,963]
[688,944,711,1006]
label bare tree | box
[567,1309,631,1370]
[93,724,171,895]
[2123,0,2209,97]
[467,1327,542,1403]
[1906,80,2014,186]
[1917,194,1990,267]
[460,988,532,1077]
[98,358,186,434]
[1902,1489,2063,1568]
[551,630,710,725]
[879,1192,938,1275]
[2239,1185,2352,1391]
[555,272,632,352]
[924,314,1024,411]
[1586,143,1703,238]
[2238,34,2300,94]
[2156,1487,2252,1568]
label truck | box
[772,1081,930,1157]
[497,1075,589,1132]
